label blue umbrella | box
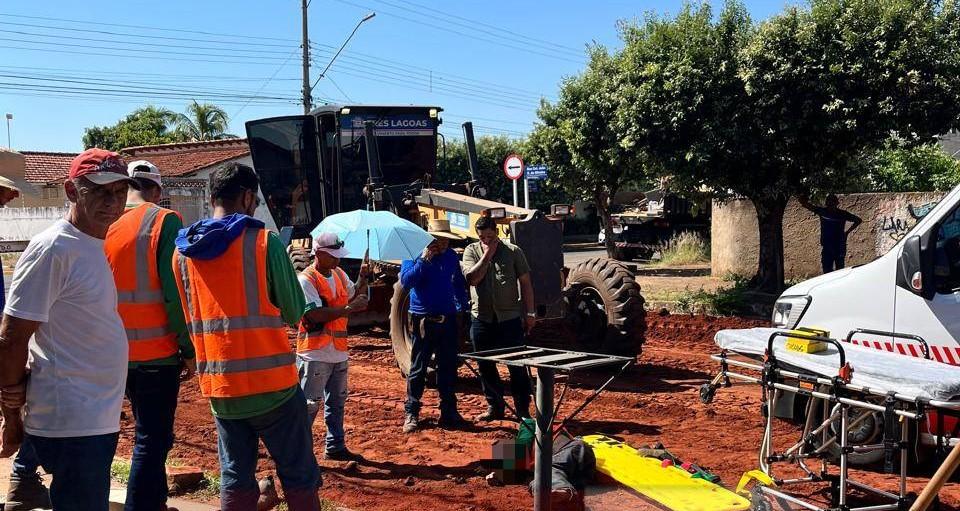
[311,210,433,261]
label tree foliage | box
[82,106,180,151]
[613,0,960,291]
[173,100,237,141]
[435,134,567,211]
[851,141,960,192]
[527,47,652,255]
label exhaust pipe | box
[462,122,480,183]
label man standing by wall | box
[0,149,136,511]
[104,160,195,511]
[399,220,470,433]
[173,163,319,511]
[296,232,369,460]
[462,216,535,421]
[800,194,863,273]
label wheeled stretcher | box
[702,327,960,511]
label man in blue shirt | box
[399,219,470,433]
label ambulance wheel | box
[699,384,716,404]
[563,258,645,358]
[288,246,314,272]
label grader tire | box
[390,281,414,376]
[564,257,645,358]
[288,246,314,272]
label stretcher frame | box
[703,329,960,511]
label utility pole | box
[301,0,311,114]
[4,113,11,149]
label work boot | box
[474,406,504,422]
[324,448,358,461]
[5,472,51,511]
[438,411,469,430]
[402,413,419,434]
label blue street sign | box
[527,180,539,192]
[525,164,548,180]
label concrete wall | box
[712,192,945,279]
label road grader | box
[245,105,646,374]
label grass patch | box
[657,231,709,266]
[111,459,132,486]
[675,278,750,316]
[193,471,221,499]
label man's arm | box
[797,194,817,213]
[845,210,863,234]
[156,212,195,362]
[463,243,493,286]
[265,232,306,326]
[399,258,430,289]
[450,251,470,312]
[0,315,37,391]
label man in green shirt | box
[462,216,536,421]
[174,163,318,510]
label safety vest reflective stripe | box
[197,352,297,375]
[174,226,298,399]
[303,329,349,339]
[186,315,285,335]
[117,289,165,303]
[126,325,174,341]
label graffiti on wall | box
[876,198,939,254]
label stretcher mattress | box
[715,328,960,402]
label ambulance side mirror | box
[898,235,934,299]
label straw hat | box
[427,219,463,240]
[0,176,20,193]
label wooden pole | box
[910,440,960,511]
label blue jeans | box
[821,244,847,273]
[25,432,119,511]
[214,387,321,511]
[470,317,531,414]
[124,364,181,511]
[405,313,459,417]
[297,358,348,454]
[11,438,42,481]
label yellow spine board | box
[582,435,750,511]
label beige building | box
[0,148,73,208]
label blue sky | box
[0,0,792,152]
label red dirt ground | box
[116,313,960,510]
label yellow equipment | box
[785,327,830,354]
[582,435,750,511]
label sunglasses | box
[320,240,345,250]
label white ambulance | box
[772,184,960,458]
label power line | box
[369,0,583,57]
[324,75,355,103]
[1,44,300,67]
[233,47,302,118]
[0,21,296,49]
[333,0,586,64]
[1,36,296,62]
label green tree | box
[434,134,567,211]
[82,106,180,151]
[851,141,960,192]
[616,0,960,291]
[527,47,650,256]
[173,100,237,141]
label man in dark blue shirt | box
[398,219,470,433]
[800,194,862,274]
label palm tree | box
[173,101,238,141]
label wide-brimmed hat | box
[427,219,463,240]
[0,176,20,193]
[313,231,350,258]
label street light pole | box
[4,113,11,149]
[310,12,375,95]
[301,0,312,114]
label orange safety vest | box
[297,266,350,353]
[104,203,181,362]
[172,226,298,398]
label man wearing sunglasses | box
[295,232,369,461]
[173,163,319,510]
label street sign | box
[503,154,524,181]
[526,164,548,180]
[528,180,539,193]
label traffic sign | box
[528,180,539,193]
[526,165,548,180]
[503,154,524,181]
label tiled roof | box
[122,139,250,177]
[21,151,77,185]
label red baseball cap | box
[69,148,139,188]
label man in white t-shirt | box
[295,232,369,461]
[0,148,136,511]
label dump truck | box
[245,105,645,374]
[601,189,710,261]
